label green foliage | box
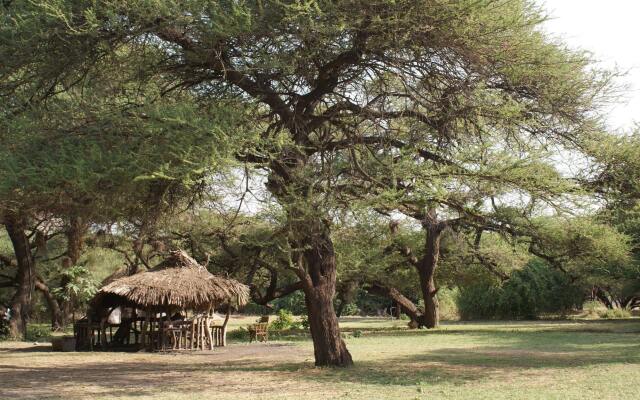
[499,260,583,318]
[226,326,250,342]
[0,94,244,221]
[51,265,98,307]
[0,0,630,348]
[458,260,584,320]
[436,288,460,321]
[598,308,632,319]
[457,282,504,320]
[272,291,307,315]
[0,315,9,340]
[582,300,606,319]
[530,216,636,303]
[241,303,269,315]
[270,309,300,331]
[354,289,394,316]
[340,303,361,317]
[25,324,52,342]
[300,315,309,330]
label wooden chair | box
[248,315,269,343]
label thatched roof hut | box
[92,250,249,312]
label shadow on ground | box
[2,320,640,399]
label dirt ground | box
[0,341,324,400]
[2,319,639,400]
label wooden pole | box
[88,315,93,351]
[222,306,231,347]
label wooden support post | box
[100,321,107,350]
[222,306,231,347]
[190,320,196,350]
[88,315,94,351]
[206,317,213,350]
[150,312,155,351]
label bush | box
[457,261,584,320]
[0,318,9,340]
[583,300,607,318]
[25,324,52,342]
[270,309,300,330]
[599,308,631,319]
[272,291,307,315]
[457,283,502,320]
[300,315,309,330]
[499,261,583,319]
[227,326,249,341]
[354,288,391,315]
[340,302,360,316]
[437,287,460,321]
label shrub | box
[457,261,584,320]
[273,291,307,315]
[498,260,583,319]
[340,302,360,316]
[354,288,391,315]
[270,309,300,330]
[300,315,309,330]
[0,318,9,340]
[583,300,607,318]
[599,308,631,319]
[457,283,502,320]
[25,324,52,342]
[227,326,249,341]
[437,287,460,321]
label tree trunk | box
[419,273,439,328]
[34,277,63,330]
[61,215,86,323]
[417,209,446,329]
[593,286,614,309]
[4,213,35,340]
[297,222,353,367]
[335,280,358,318]
[367,283,426,328]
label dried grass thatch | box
[94,250,249,311]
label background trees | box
[0,0,634,368]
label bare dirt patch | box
[0,342,326,400]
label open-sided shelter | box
[75,250,249,351]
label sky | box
[542,0,639,131]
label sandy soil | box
[0,341,325,400]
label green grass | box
[1,318,639,399]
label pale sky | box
[542,0,639,131]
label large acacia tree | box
[1,0,613,365]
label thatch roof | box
[93,250,249,310]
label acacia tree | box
[1,0,614,364]
[0,76,239,337]
[583,132,640,307]
[367,142,576,328]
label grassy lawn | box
[1,318,639,400]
